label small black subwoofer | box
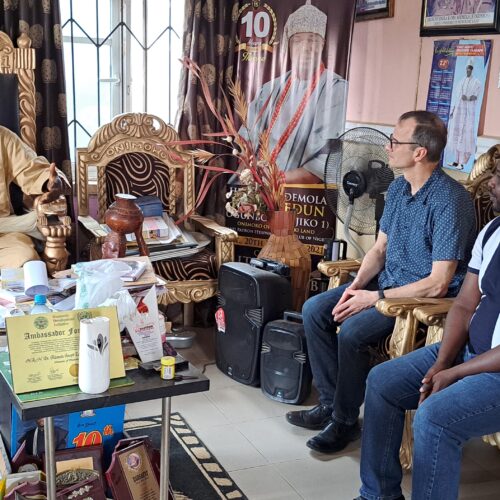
[260,311,312,404]
[215,262,292,386]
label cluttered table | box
[0,360,209,500]
[0,254,198,498]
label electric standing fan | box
[324,127,396,257]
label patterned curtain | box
[1,0,71,183]
[177,0,240,220]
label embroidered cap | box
[467,57,475,68]
[283,0,327,42]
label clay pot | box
[103,194,149,258]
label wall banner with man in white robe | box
[226,0,356,293]
[426,39,491,174]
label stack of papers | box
[0,268,76,305]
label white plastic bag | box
[100,289,137,332]
[73,260,125,309]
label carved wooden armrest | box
[376,297,454,358]
[413,300,453,327]
[376,297,454,318]
[188,214,238,267]
[35,195,72,275]
[317,259,361,289]
[188,214,238,241]
[413,300,454,346]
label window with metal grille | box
[61,0,184,165]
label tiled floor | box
[126,327,500,500]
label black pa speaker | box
[215,262,292,386]
[260,311,312,404]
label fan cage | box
[324,127,393,236]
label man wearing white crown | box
[243,0,347,184]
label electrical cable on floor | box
[201,361,216,374]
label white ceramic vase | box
[78,317,111,394]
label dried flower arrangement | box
[177,58,286,218]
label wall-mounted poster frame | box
[421,0,500,36]
[355,0,395,22]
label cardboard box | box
[9,405,125,466]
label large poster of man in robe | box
[426,39,491,174]
[235,0,353,184]
[227,0,355,284]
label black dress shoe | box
[306,420,361,453]
[286,404,332,430]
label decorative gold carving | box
[317,259,361,290]
[0,32,37,150]
[76,149,89,216]
[157,280,217,306]
[317,259,361,278]
[184,158,195,215]
[35,195,72,276]
[399,411,415,470]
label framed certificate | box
[356,0,395,21]
[421,0,500,36]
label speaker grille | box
[246,308,263,327]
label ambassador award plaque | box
[106,439,160,500]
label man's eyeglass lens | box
[389,134,421,148]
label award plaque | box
[106,437,174,500]
[56,475,106,500]
[43,444,104,490]
[4,470,45,496]
[4,479,46,500]
[11,441,43,473]
[112,436,160,479]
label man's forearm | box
[351,248,385,289]
[435,302,473,366]
[383,260,458,299]
[452,345,500,378]
[383,275,449,299]
[435,271,481,367]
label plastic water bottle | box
[30,294,51,314]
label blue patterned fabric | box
[378,168,475,297]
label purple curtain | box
[1,0,71,184]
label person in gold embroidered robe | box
[0,125,66,268]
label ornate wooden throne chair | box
[0,31,71,275]
[76,112,237,315]
[318,145,500,468]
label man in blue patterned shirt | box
[286,111,476,454]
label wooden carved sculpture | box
[35,195,72,276]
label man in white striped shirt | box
[355,158,500,500]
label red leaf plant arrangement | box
[170,58,285,219]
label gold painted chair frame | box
[76,112,237,306]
